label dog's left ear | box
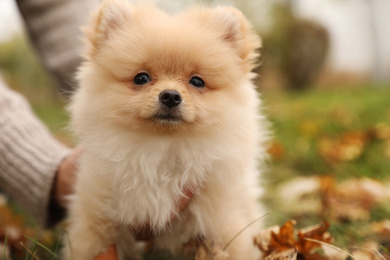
[83,0,132,57]
[206,7,261,71]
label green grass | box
[263,86,390,182]
[0,36,72,144]
[28,83,390,253]
[261,85,390,251]
[1,36,390,258]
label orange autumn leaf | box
[268,220,296,253]
[297,222,332,260]
[257,220,333,259]
[268,141,285,160]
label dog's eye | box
[189,76,205,88]
[134,73,151,85]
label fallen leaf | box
[256,220,335,259]
[297,222,332,260]
[264,248,297,260]
[318,131,369,162]
[372,220,390,242]
[351,241,383,260]
[267,220,296,254]
[268,141,285,160]
[371,123,390,140]
[320,177,390,221]
[278,177,321,215]
[0,199,35,258]
[321,244,348,260]
[254,225,280,252]
[383,140,390,158]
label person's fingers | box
[55,147,82,207]
[94,245,118,260]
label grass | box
[263,86,390,182]
[1,36,390,258]
[261,85,390,252]
[0,36,72,144]
[29,83,390,257]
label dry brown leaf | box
[321,245,348,260]
[372,220,390,242]
[297,222,332,260]
[351,241,383,260]
[254,225,280,252]
[277,176,390,223]
[318,131,369,162]
[0,205,29,252]
[264,248,297,260]
[278,177,321,215]
[268,141,285,160]
[267,220,296,254]
[384,140,390,158]
[320,177,390,221]
[256,221,335,260]
[0,197,35,258]
[371,123,390,140]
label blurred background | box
[1,0,390,258]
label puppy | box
[66,0,268,259]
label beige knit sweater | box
[0,0,98,227]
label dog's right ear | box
[83,0,131,57]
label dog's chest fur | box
[83,132,241,229]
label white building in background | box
[294,0,390,81]
[0,0,389,81]
[0,0,23,42]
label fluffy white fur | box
[65,0,268,259]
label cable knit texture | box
[0,80,71,226]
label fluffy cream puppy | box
[66,0,268,259]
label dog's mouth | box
[153,108,184,123]
[154,113,183,122]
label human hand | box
[54,147,82,208]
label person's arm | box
[0,80,71,227]
[16,0,100,94]
[7,0,99,226]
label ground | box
[1,37,390,260]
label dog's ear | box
[83,0,131,57]
[199,7,261,71]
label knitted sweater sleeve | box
[0,80,71,227]
[3,0,99,226]
[16,0,100,94]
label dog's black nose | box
[159,90,182,109]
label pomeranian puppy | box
[66,0,269,259]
